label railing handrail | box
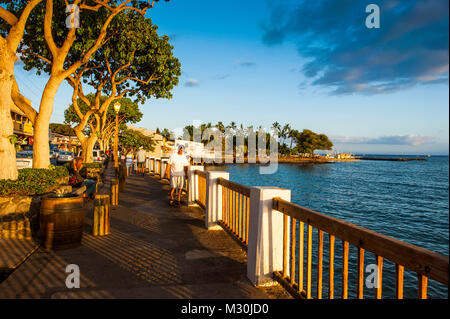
[217,177,251,197]
[272,197,449,285]
[195,169,207,178]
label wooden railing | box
[217,178,251,247]
[272,197,449,299]
[195,170,207,208]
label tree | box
[16,0,167,169]
[65,94,143,160]
[271,121,280,140]
[280,123,291,145]
[294,129,333,156]
[49,123,75,136]
[65,10,179,163]
[0,0,43,180]
[119,128,154,155]
[161,128,172,141]
[288,128,299,155]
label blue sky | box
[15,0,449,154]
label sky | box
[14,0,449,155]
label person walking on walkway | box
[136,146,146,176]
[125,151,134,176]
[165,146,189,206]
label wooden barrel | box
[40,194,85,250]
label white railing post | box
[247,187,291,286]
[205,171,229,230]
[161,159,168,179]
[149,157,154,173]
[157,159,161,176]
[187,166,204,206]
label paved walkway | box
[0,166,290,299]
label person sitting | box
[71,157,97,199]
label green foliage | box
[50,123,75,136]
[119,128,155,153]
[87,11,181,103]
[82,162,103,169]
[294,129,333,154]
[8,135,21,152]
[65,95,142,131]
[0,166,69,197]
[17,1,111,75]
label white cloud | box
[185,78,199,87]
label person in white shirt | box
[165,146,189,205]
[136,146,147,176]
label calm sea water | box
[210,155,449,299]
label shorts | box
[126,162,132,167]
[170,176,185,190]
[138,162,145,168]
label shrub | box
[0,166,69,197]
[83,162,103,169]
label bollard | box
[93,195,110,236]
[118,163,126,192]
[161,159,168,180]
[110,179,119,206]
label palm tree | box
[216,121,225,133]
[228,121,237,130]
[289,129,298,156]
[271,122,281,141]
[281,124,291,145]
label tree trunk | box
[32,77,61,168]
[98,138,105,151]
[82,135,97,163]
[0,41,19,180]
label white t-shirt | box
[136,149,146,163]
[168,153,189,176]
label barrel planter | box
[40,194,85,250]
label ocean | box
[210,155,449,299]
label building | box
[11,104,33,149]
[127,125,164,158]
[49,131,81,153]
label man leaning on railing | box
[165,145,189,206]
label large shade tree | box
[13,0,167,171]
[0,0,43,180]
[65,10,180,163]
[64,94,143,160]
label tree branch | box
[7,0,43,50]
[0,7,18,26]
[44,0,59,58]
[11,76,38,125]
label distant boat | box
[427,155,431,157]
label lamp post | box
[113,102,121,170]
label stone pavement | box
[0,166,291,299]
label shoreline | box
[195,157,359,166]
[356,157,427,162]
